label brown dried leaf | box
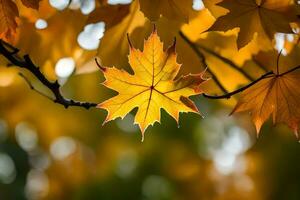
[0,0,19,41]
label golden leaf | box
[96,1,146,67]
[139,0,193,22]
[231,69,300,137]
[208,0,298,49]
[87,4,130,29]
[98,29,207,140]
[0,0,19,41]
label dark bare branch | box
[179,31,229,94]
[0,40,97,109]
[203,71,274,99]
[202,66,300,99]
[179,31,300,100]
[195,43,255,81]
[18,72,54,100]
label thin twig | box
[276,49,283,75]
[195,43,255,81]
[279,65,300,76]
[203,65,300,99]
[18,72,54,101]
[203,71,274,99]
[179,31,229,94]
[0,40,97,109]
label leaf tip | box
[180,96,199,113]
[167,37,177,54]
[95,58,106,72]
[127,33,133,49]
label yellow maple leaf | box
[139,0,193,22]
[231,69,300,137]
[208,0,297,49]
[98,29,207,140]
[0,0,19,42]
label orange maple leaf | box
[231,68,300,137]
[0,0,19,42]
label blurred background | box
[1,0,300,200]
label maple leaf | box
[208,0,297,49]
[96,1,146,67]
[231,69,300,137]
[139,0,193,22]
[0,0,19,42]
[21,0,42,9]
[87,4,130,29]
[98,29,207,140]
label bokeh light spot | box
[35,19,48,30]
[193,0,205,10]
[49,0,69,10]
[77,22,105,50]
[55,57,75,78]
[25,170,49,199]
[15,122,38,152]
[108,0,132,5]
[0,153,16,184]
[50,136,77,160]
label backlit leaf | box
[231,69,300,137]
[139,0,193,22]
[208,0,298,49]
[98,29,207,140]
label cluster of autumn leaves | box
[1,0,300,139]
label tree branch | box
[18,72,54,101]
[202,65,300,99]
[179,31,254,82]
[2,34,300,107]
[196,42,255,82]
[179,31,229,94]
[203,71,274,99]
[279,65,300,76]
[0,40,97,109]
[179,31,300,100]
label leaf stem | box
[276,49,283,75]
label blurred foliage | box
[1,0,300,200]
